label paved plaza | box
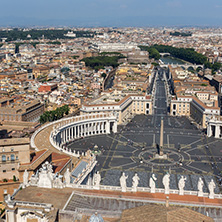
[67,114,222,192]
[68,70,222,193]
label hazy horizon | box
[1,0,222,27]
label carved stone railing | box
[65,183,222,200]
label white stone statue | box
[162,173,170,194]
[30,173,38,186]
[149,173,157,193]
[208,179,216,199]
[23,169,29,188]
[132,173,140,192]
[53,176,64,189]
[120,172,128,192]
[178,176,186,195]
[94,171,101,189]
[64,168,71,186]
[197,177,204,197]
[37,162,53,188]
[6,194,11,202]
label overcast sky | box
[1,0,222,27]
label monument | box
[23,169,29,188]
[208,179,216,199]
[37,162,53,188]
[178,176,186,195]
[155,117,167,159]
[132,173,140,192]
[149,173,157,193]
[162,173,170,194]
[64,168,71,186]
[197,177,204,197]
[120,172,128,192]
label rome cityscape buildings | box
[0,25,222,221]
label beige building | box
[170,96,220,128]
[169,66,220,128]
[0,97,44,122]
[80,91,152,124]
[0,138,30,180]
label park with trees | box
[81,53,125,70]
[40,105,70,124]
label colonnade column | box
[106,121,110,134]
[113,121,117,133]
[62,130,65,144]
[81,124,83,137]
[215,125,220,138]
[71,127,73,140]
[78,125,80,137]
[74,126,77,139]
[91,123,94,134]
[207,124,212,137]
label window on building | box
[11,154,15,161]
[173,104,176,109]
[2,155,6,162]
[4,189,7,194]
[3,170,6,173]
[12,168,15,171]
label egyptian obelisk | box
[159,117,164,156]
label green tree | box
[101,73,107,79]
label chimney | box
[166,196,169,208]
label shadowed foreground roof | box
[120,204,214,222]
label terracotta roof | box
[14,186,73,209]
[19,149,52,171]
[51,152,71,173]
[0,138,30,146]
[120,205,214,222]
[19,150,71,173]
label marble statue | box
[30,174,38,186]
[120,172,128,192]
[197,177,204,197]
[37,162,53,188]
[178,176,186,195]
[6,194,11,202]
[23,169,29,188]
[132,173,140,192]
[94,171,101,189]
[162,173,170,194]
[64,168,71,186]
[149,173,157,193]
[53,176,64,189]
[208,179,216,199]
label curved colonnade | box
[31,113,117,157]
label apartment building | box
[170,67,220,128]
[0,97,44,122]
[0,138,30,180]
